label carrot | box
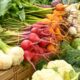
[47,44,57,53]
[49,27,55,34]
[53,10,61,16]
[55,3,65,11]
[46,14,53,20]
[53,10,66,16]
[54,27,62,35]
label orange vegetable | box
[47,44,57,53]
[55,27,63,40]
[53,10,65,21]
[56,35,63,41]
[53,10,61,16]
[54,27,61,35]
[42,3,66,43]
[46,14,53,20]
[49,27,54,33]
[55,3,65,11]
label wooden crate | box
[0,64,34,80]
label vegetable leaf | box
[36,59,47,70]
[18,9,25,21]
[0,0,11,16]
[60,41,80,72]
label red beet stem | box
[27,58,36,70]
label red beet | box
[32,53,50,62]
[32,54,41,63]
[43,48,49,53]
[21,40,33,50]
[24,51,33,61]
[39,40,50,47]
[24,51,36,70]
[31,27,38,33]
[39,31,51,37]
[32,45,44,54]
[29,33,40,42]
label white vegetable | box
[67,13,78,24]
[0,39,24,66]
[8,46,24,66]
[0,50,12,69]
[76,25,80,33]
[65,3,77,12]
[77,11,80,24]
[32,69,63,80]
[69,27,77,35]
[47,60,76,80]
[67,15,73,23]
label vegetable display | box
[0,1,80,80]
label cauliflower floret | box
[47,60,76,79]
[32,69,63,80]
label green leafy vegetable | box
[0,0,52,27]
[0,0,11,16]
[18,9,25,21]
[60,41,80,72]
[36,59,47,70]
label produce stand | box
[0,0,80,80]
[0,64,34,80]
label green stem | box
[68,0,71,5]
[0,39,10,53]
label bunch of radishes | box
[20,22,55,70]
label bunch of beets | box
[20,22,56,70]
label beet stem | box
[27,58,36,71]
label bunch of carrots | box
[20,3,70,70]
[42,3,70,51]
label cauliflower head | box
[47,60,76,80]
[32,69,63,80]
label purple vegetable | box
[51,0,61,7]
